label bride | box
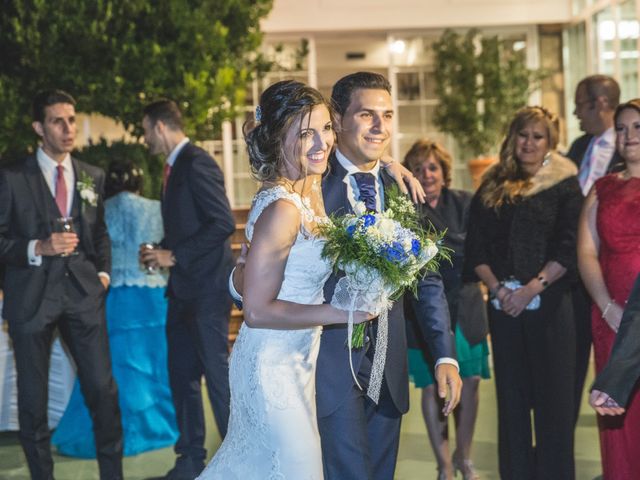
[197,80,374,479]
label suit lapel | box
[72,158,95,249]
[23,155,55,232]
[322,154,351,216]
[162,142,190,218]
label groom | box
[317,71,461,479]
[230,72,460,479]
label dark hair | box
[614,98,640,124]
[331,72,391,116]
[105,159,145,198]
[481,106,560,208]
[245,80,333,182]
[577,75,620,109]
[403,139,453,187]
[32,90,76,123]
[143,99,184,131]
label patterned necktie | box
[353,172,378,212]
[162,163,172,194]
[577,136,596,191]
[55,165,68,216]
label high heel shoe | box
[452,451,480,480]
[437,468,452,480]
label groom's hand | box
[435,363,462,416]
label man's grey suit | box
[0,155,122,480]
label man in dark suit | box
[566,75,624,425]
[316,72,461,480]
[0,90,123,480]
[590,273,640,416]
[139,100,235,480]
[567,75,624,192]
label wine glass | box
[55,217,79,257]
[139,242,160,274]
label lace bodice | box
[105,192,167,288]
[245,185,331,304]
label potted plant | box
[432,29,544,187]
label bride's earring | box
[542,151,551,167]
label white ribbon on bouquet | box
[331,263,395,404]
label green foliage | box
[0,0,273,162]
[432,29,546,158]
[74,139,164,200]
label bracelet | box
[602,299,616,319]
[537,275,549,289]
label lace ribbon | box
[332,266,394,404]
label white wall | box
[262,0,571,33]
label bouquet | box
[318,187,450,402]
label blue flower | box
[411,238,421,255]
[346,225,356,237]
[383,242,408,264]
[362,214,376,228]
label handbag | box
[456,282,489,346]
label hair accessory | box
[255,105,262,122]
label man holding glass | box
[0,90,123,480]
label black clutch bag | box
[456,282,489,346]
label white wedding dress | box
[197,186,332,480]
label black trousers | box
[489,289,576,480]
[571,280,592,425]
[166,293,231,464]
[10,270,122,480]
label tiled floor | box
[0,367,602,479]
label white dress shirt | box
[580,127,616,196]
[166,137,190,169]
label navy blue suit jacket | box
[161,142,235,299]
[316,154,454,417]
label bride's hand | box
[352,311,377,324]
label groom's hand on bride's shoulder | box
[435,363,463,416]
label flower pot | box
[468,156,497,189]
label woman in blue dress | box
[52,159,178,456]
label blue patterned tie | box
[353,172,377,212]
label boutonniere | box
[77,171,98,207]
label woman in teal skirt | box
[404,140,490,480]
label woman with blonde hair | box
[465,106,583,479]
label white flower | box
[77,172,98,207]
[81,188,98,206]
[353,201,367,216]
[423,240,439,261]
[377,218,396,239]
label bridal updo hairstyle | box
[480,106,560,208]
[245,80,333,182]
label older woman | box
[404,140,489,480]
[579,98,640,479]
[464,107,583,480]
